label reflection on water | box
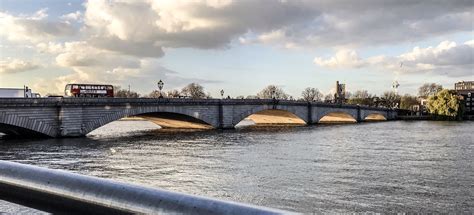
[0,121,473,213]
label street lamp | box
[157,80,164,98]
[220,89,224,99]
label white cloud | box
[36,42,65,54]
[82,0,315,52]
[3,1,472,95]
[396,40,474,77]
[75,0,472,57]
[36,58,218,95]
[30,40,218,95]
[0,58,40,74]
[60,11,82,22]
[0,9,76,43]
[314,40,474,77]
[55,41,141,68]
[314,50,369,69]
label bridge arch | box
[315,107,358,123]
[360,110,388,121]
[317,111,357,123]
[82,106,216,135]
[0,113,57,137]
[232,105,308,127]
[363,113,387,121]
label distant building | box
[418,98,429,115]
[334,81,346,104]
[454,81,474,116]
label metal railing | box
[0,160,294,214]
[0,97,394,111]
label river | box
[0,120,473,213]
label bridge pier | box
[307,103,313,125]
[59,106,86,137]
[357,105,362,122]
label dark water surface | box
[0,121,473,213]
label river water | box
[0,120,473,213]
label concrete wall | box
[0,98,398,137]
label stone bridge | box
[0,98,398,138]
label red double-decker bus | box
[65,84,114,97]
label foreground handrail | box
[0,160,293,214]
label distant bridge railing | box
[0,97,394,111]
[0,160,293,214]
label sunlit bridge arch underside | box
[319,112,357,123]
[364,113,387,121]
[237,109,307,127]
[137,112,213,129]
[89,112,214,134]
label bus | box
[65,84,114,97]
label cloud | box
[296,3,472,48]
[36,42,65,54]
[4,0,472,95]
[74,0,473,57]
[31,40,218,95]
[396,40,474,77]
[0,9,76,43]
[314,50,370,69]
[55,41,142,68]
[35,58,219,95]
[78,0,317,57]
[60,11,82,22]
[1,1,471,54]
[314,40,474,77]
[0,58,40,74]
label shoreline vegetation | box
[425,89,465,120]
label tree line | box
[115,82,463,117]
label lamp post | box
[157,80,164,98]
[220,89,224,99]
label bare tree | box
[301,87,323,102]
[205,92,213,99]
[324,93,334,103]
[257,85,289,99]
[166,89,180,98]
[351,90,371,99]
[181,83,206,99]
[114,86,140,98]
[147,90,162,98]
[418,83,442,98]
[347,90,374,106]
[381,91,401,108]
[400,94,419,110]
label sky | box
[0,0,472,98]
